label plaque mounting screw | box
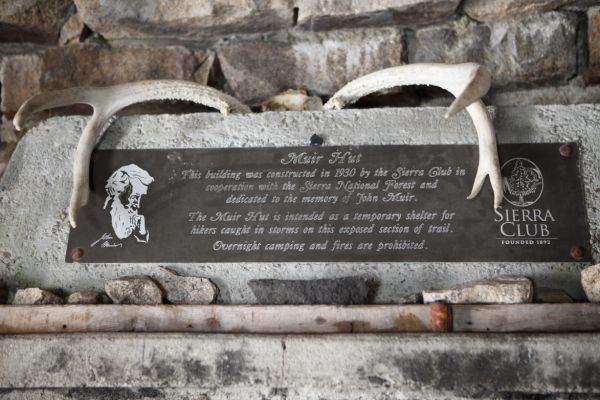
[310,134,324,146]
[559,144,573,158]
[70,247,84,262]
[569,245,585,261]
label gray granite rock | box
[152,267,218,305]
[581,264,600,302]
[411,12,577,88]
[464,0,600,21]
[298,0,460,30]
[0,0,74,43]
[463,0,572,22]
[587,7,600,84]
[73,0,294,41]
[12,288,64,305]
[0,44,213,114]
[249,276,376,305]
[59,13,85,46]
[66,290,110,304]
[217,28,404,104]
[105,276,163,305]
[423,276,534,304]
[534,287,574,303]
[395,292,423,304]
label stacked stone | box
[0,0,598,117]
[0,1,596,174]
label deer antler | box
[14,80,251,228]
[324,63,503,209]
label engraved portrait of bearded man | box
[103,164,154,243]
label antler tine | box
[324,63,502,209]
[13,80,251,228]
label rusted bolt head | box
[70,247,84,261]
[559,144,573,158]
[310,134,324,146]
[570,245,585,261]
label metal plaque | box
[66,143,591,263]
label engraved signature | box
[91,233,123,248]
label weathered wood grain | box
[0,304,431,334]
[452,303,600,332]
[1,304,598,334]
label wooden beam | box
[1,304,599,334]
[452,304,600,332]
[0,304,432,334]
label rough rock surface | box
[534,288,574,303]
[298,0,460,30]
[588,7,600,84]
[411,12,577,87]
[152,267,218,305]
[66,291,109,304]
[0,0,74,43]
[105,276,163,305]
[218,28,404,104]
[396,293,423,304]
[463,0,573,21]
[249,277,375,304]
[3,334,600,398]
[0,44,214,114]
[486,77,600,106]
[59,13,86,46]
[73,0,294,41]
[12,288,63,305]
[0,106,597,302]
[582,264,600,302]
[423,276,534,304]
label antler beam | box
[324,63,503,209]
[14,80,251,228]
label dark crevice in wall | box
[208,54,227,93]
[575,11,589,82]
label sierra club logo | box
[502,158,543,207]
[495,157,554,244]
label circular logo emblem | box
[501,158,543,207]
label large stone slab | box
[73,0,295,41]
[0,105,598,302]
[297,0,460,30]
[0,0,74,43]
[0,44,213,114]
[463,0,575,21]
[1,333,600,398]
[588,7,600,84]
[217,28,404,104]
[410,12,577,88]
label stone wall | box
[1,1,599,112]
[1,0,600,171]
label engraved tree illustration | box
[504,160,542,206]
